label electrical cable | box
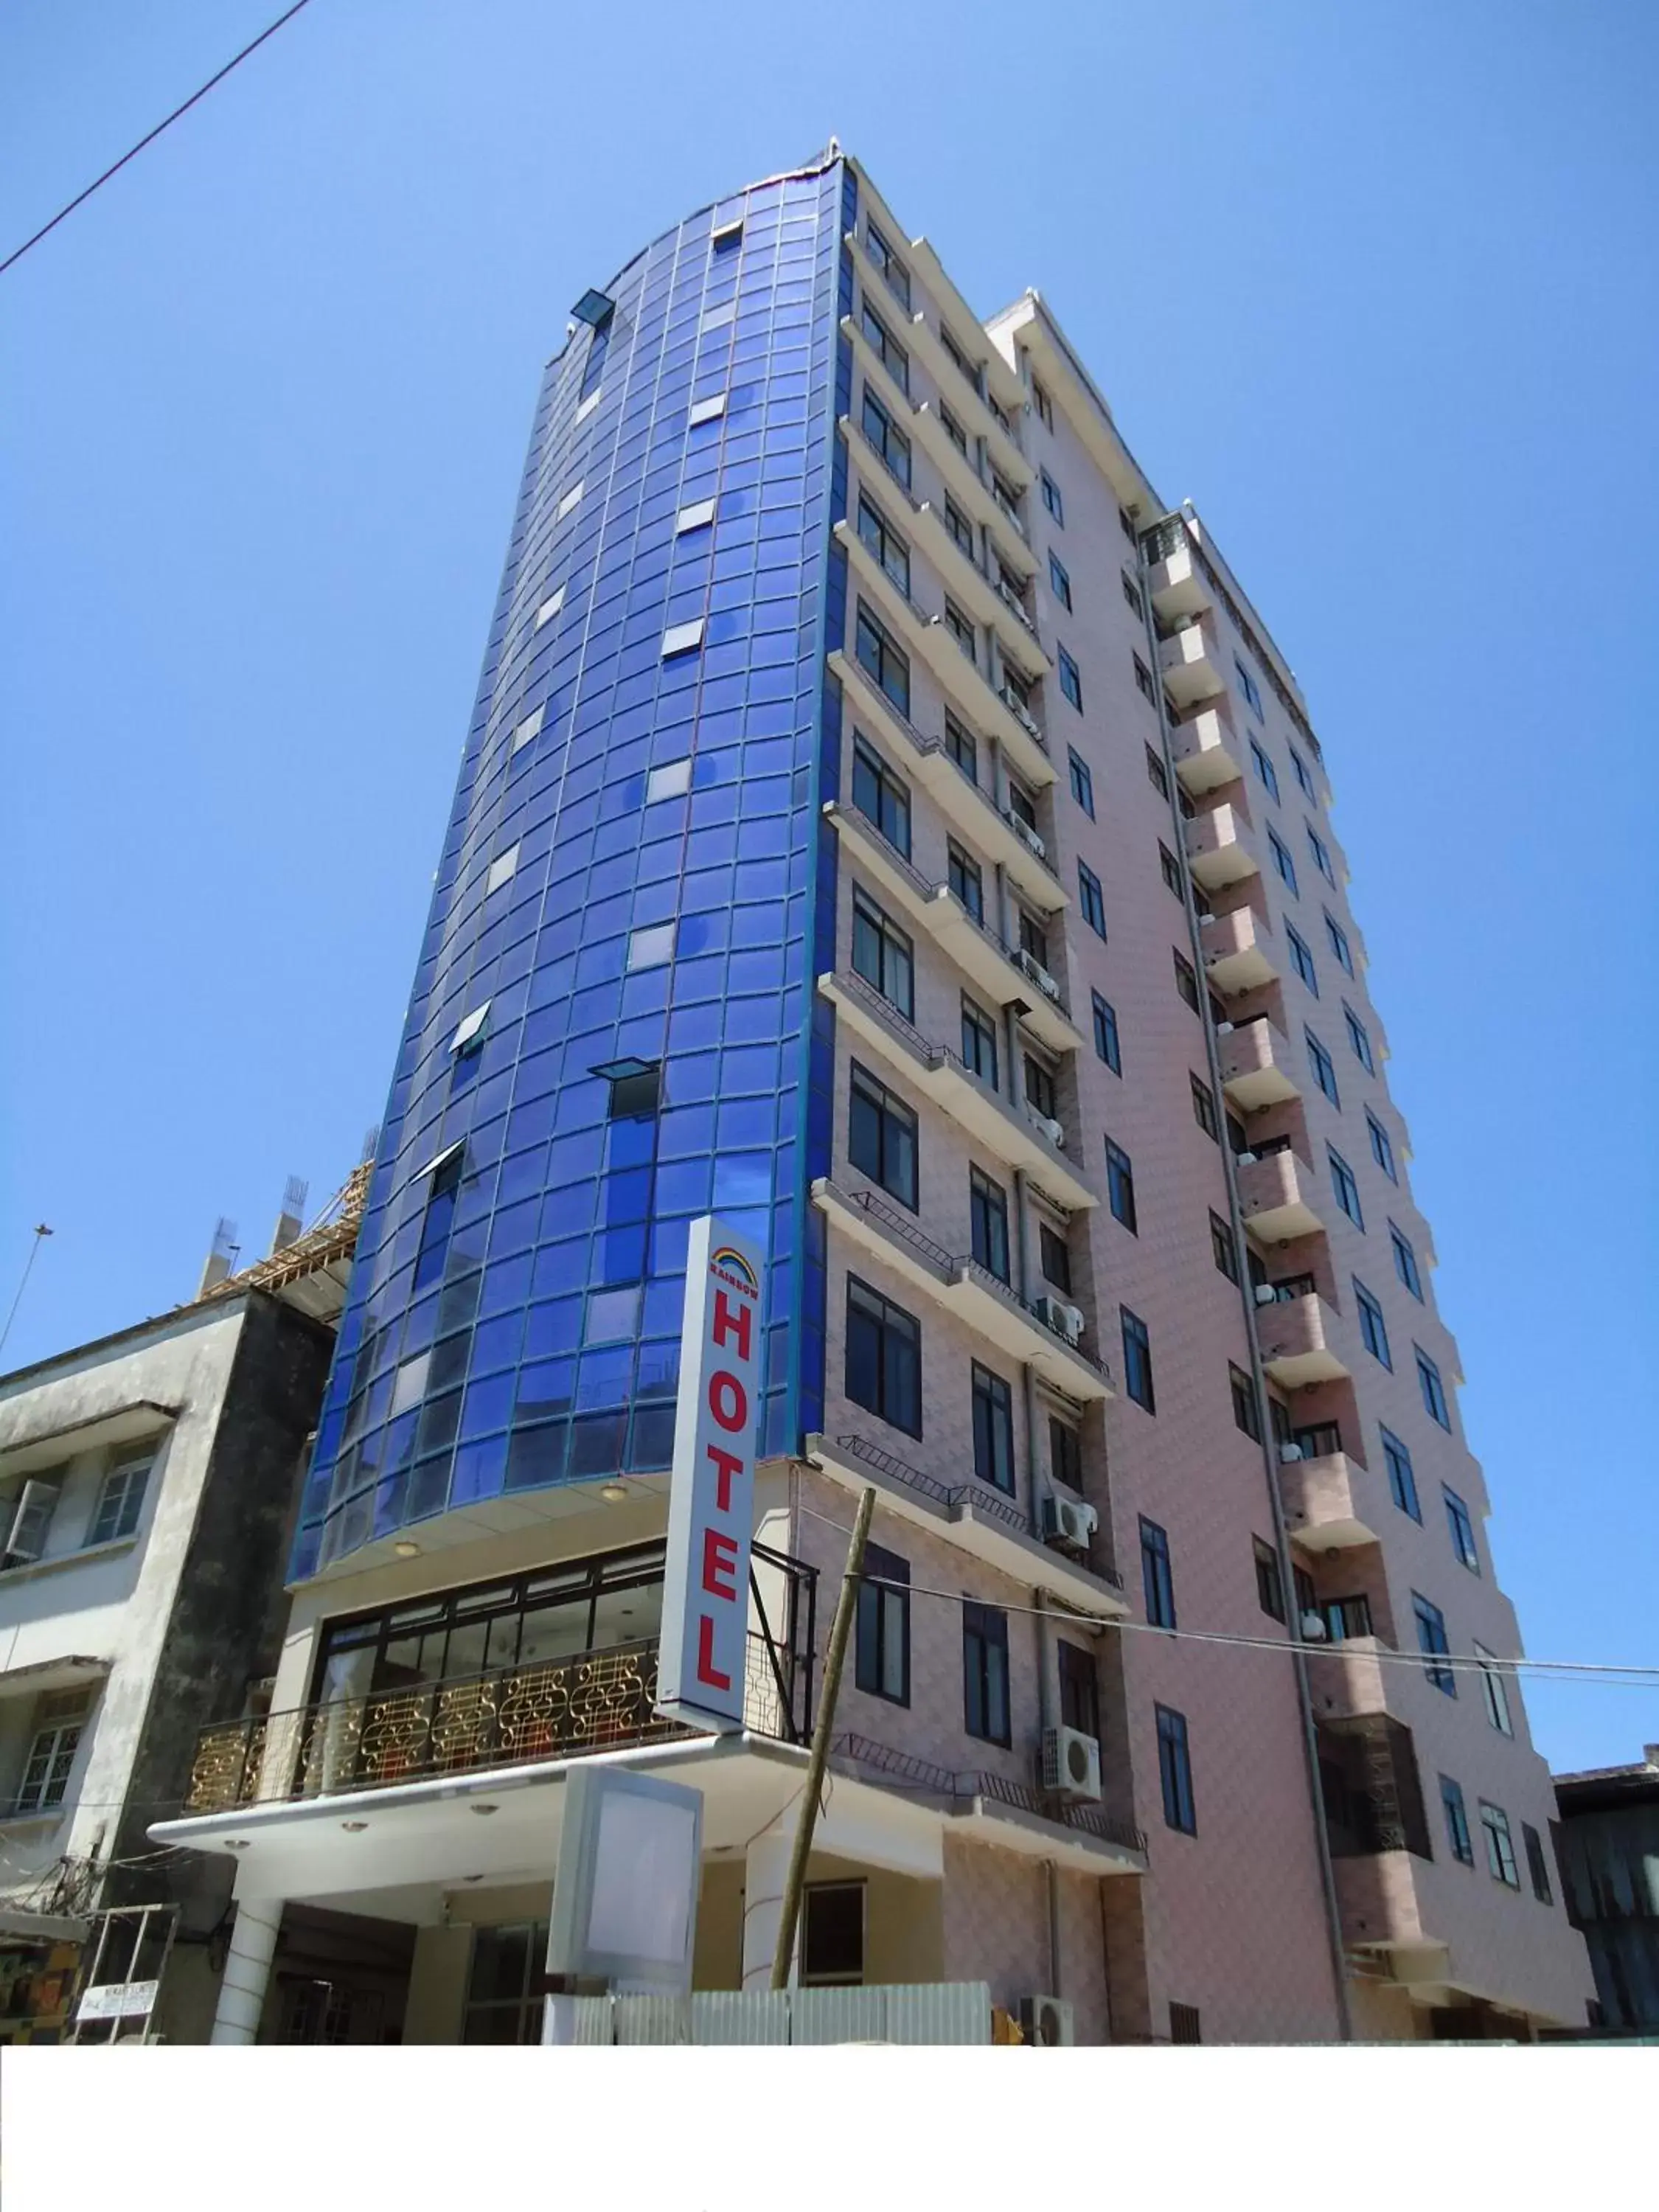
[0,0,319,278]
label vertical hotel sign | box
[655,1215,765,1733]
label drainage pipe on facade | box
[1135,518,1354,2042]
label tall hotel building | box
[164,147,1592,2045]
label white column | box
[209,1896,283,2045]
[741,1823,799,1992]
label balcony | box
[1304,1636,1393,1724]
[1256,1290,1350,1386]
[1200,905,1277,993]
[835,1731,1147,1874]
[809,1433,1127,1619]
[813,1176,1113,1402]
[1158,619,1225,709]
[910,500,1046,681]
[825,803,1080,1056]
[1144,536,1212,622]
[1217,1015,1300,1110]
[835,519,1051,789]
[1237,1145,1324,1241]
[818,971,1096,1211]
[1277,1449,1380,1551]
[1183,802,1258,892]
[900,307,1034,492]
[1168,702,1246,796]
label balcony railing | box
[833,1731,1145,1857]
[184,1550,817,1815]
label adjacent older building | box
[0,1176,363,2042]
[1555,1748,1659,2034]
[152,145,1593,2044]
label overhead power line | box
[0,0,319,278]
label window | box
[1057,1641,1099,1742]
[1234,657,1263,717]
[1121,1309,1155,1412]
[1058,647,1083,712]
[845,1276,922,1438]
[1287,925,1318,993]
[1441,1777,1475,1865]
[1354,1279,1392,1368]
[849,1062,918,1211]
[627,921,675,970]
[943,599,976,663]
[1444,1487,1480,1573]
[1325,912,1354,975]
[802,1882,866,1986]
[1048,552,1072,611]
[88,1458,150,1545]
[1169,2002,1203,2045]
[1119,505,1138,545]
[1291,745,1315,799]
[947,841,984,923]
[939,321,979,389]
[15,1688,90,1814]
[970,1166,1010,1284]
[1190,1074,1220,1141]
[860,388,911,490]
[1390,1225,1424,1301]
[608,1063,661,1119]
[688,392,727,428]
[1145,743,1169,799]
[1022,1056,1056,1127]
[972,1363,1015,1492]
[865,220,910,307]
[1105,1139,1138,1233]
[855,601,910,715]
[940,403,969,456]
[856,1543,911,1705]
[851,887,914,1019]
[1250,739,1281,804]
[1091,992,1121,1074]
[1523,1822,1554,1905]
[1156,1705,1196,1833]
[1078,860,1107,939]
[485,843,520,895]
[1329,1148,1363,1227]
[1253,1537,1286,1621]
[1133,655,1156,703]
[1475,1643,1514,1735]
[1381,1427,1422,1520]
[941,497,975,560]
[1121,571,1144,620]
[1307,825,1336,885]
[851,733,911,856]
[1343,1005,1375,1074]
[1210,1211,1239,1281]
[963,1604,1011,1745]
[1416,1347,1452,1430]
[1140,1517,1176,1629]
[945,712,977,783]
[1413,1593,1456,1696]
[1038,1223,1072,1295]
[462,1922,549,2043]
[1068,747,1094,816]
[1481,1802,1520,1888]
[859,296,908,392]
[1049,1419,1082,1492]
[1172,950,1200,1012]
[1159,844,1183,897]
[961,994,999,1086]
[1033,379,1053,430]
[857,493,910,595]
[1231,1363,1262,1441]
[1040,470,1064,524]
[1367,1113,1398,1183]
[413,1147,464,1293]
[1268,828,1298,895]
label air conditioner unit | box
[1043,1725,1103,1803]
[1028,1110,1065,1150]
[1043,1492,1097,1553]
[1019,1994,1075,2048]
[1001,690,1041,740]
[1236,1151,1258,1166]
[1215,1020,1235,1034]
[1009,813,1047,862]
[1300,1611,1328,1641]
[1253,1282,1279,1306]
[1279,1442,1305,1464]
[1017,950,1062,1002]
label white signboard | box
[76,1978,159,2022]
[656,1214,765,1731]
[544,1766,703,2004]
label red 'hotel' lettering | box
[706,1442,742,1510]
[712,1287,751,1360]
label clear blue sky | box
[2,1,1654,1769]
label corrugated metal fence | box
[550,1982,991,2045]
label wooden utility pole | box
[771,1484,875,1991]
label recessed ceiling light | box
[225,1840,251,1851]
[601,1483,627,1502]
[393,1540,421,1559]
[341,1820,368,1832]
[470,1803,499,1817]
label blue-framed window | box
[1307,1029,1340,1106]
[860,386,911,490]
[1481,1802,1520,1888]
[1068,747,1095,816]
[1329,1146,1363,1227]
[855,601,910,715]
[1287,924,1318,993]
[1105,1138,1137,1233]
[1058,647,1083,712]
[1092,992,1121,1074]
[851,732,911,857]
[413,1150,464,1294]
[962,1602,1011,1745]
[1444,1487,1480,1573]
[1354,1278,1391,1368]
[1140,1517,1176,1629]
[859,295,909,392]
[1048,552,1072,611]
[1156,1705,1197,1833]
[1250,738,1280,803]
[1121,1308,1155,1411]
[1078,860,1107,938]
[1269,828,1298,895]
[1389,1223,1423,1300]
[1307,824,1336,885]
[1234,657,1263,717]
[1343,1004,1375,1073]
[1441,1776,1475,1865]
[846,1276,923,1440]
[1413,1592,1456,1695]
[1380,1426,1422,1520]
[1325,911,1354,975]
[1367,1112,1398,1183]
[1290,745,1315,799]
[855,1541,911,1705]
[1040,469,1064,524]
[1416,1346,1453,1430]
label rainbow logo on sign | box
[710,1245,758,1294]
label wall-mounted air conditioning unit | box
[1028,1110,1065,1151]
[1009,814,1047,862]
[1043,1492,1097,1553]
[1300,1612,1328,1641]
[1034,1297,1084,1346]
[1043,1725,1103,1803]
[1253,1282,1278,1306]
[1236,1151,1258,1166]
[1278,1441,1305,1464]
[1215,1020,1235,1034]
[1019,1994,1076,2048]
